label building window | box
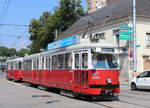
[146,33,150,47]
[113,29,120,47]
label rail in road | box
[0,72,150,108]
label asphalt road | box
[0,72,150,108]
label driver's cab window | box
[138,72,148,78]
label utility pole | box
[133,0,137,72]
[55,29,58,39]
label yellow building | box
[86,0,119,14]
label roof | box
[59,0,150,39]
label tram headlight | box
[106,78,112,84]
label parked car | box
[130,71,150,90]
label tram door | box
[74,51,89,93]
[80,52,89,92]
[74,53,81,92]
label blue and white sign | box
[47,35,79,50]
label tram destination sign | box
[119,26,133,40]
[47,35,79,50]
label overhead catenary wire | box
[0,0,11,28]
[0,33,29,38]
[11,29,29,46]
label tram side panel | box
[13,70,23,81]
[40,70,48,86]
[42,70,73,90]
[5,70,12,80]
[23,70,32,83]
[56,70,73,91]
[32,70,41,84]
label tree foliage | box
[29,0,84,54]
[17,48,29,57]
[0,46,17,57]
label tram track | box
[120,94,150,101]
[92,99,148,108]
[93,102,113,108]
[3,78,150,108]
[90,93,149,108]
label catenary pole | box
[133,0,137,72]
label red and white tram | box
[6,58,23,81]
[6,43,120,97]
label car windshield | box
[92,53,118,69]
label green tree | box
[0,46,17,57]
[17,48,29,57]
[7,48,17,57]
[29,0,84,54]
[0,46,8,57]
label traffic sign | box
[119,26,133,31]
[119,26,133,40]
[119,31,133,36]
[119,36,133,40]
[136,44,141,48]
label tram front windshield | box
[92,53,118,69]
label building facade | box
[58,0,150,82]
[86,0,119,14]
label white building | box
[58,0,150,82]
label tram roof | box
[6,57,23,63]
[23,43,117,59]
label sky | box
[0,0,86,50]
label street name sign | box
[119,26,133,31]
[119,26,133,40]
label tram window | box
[11,63,13,70]
[92,54,107,68]
[15,62,17,70]
[42,57,45,69]
[92,54,118,69]
[29,59,32,70]
[75,54,79,69]
[65,53,72,69]
[106,55,118,68]
[19,62,22,69]
[58,54,64,69]
[49,58,51,69]
[33,59,36,69]
[23,61,27,70]
[82,53,88,69]
[37,58,39,70]
[52,55,57,69]
[46,57,51,69]
[25,59,32,70]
